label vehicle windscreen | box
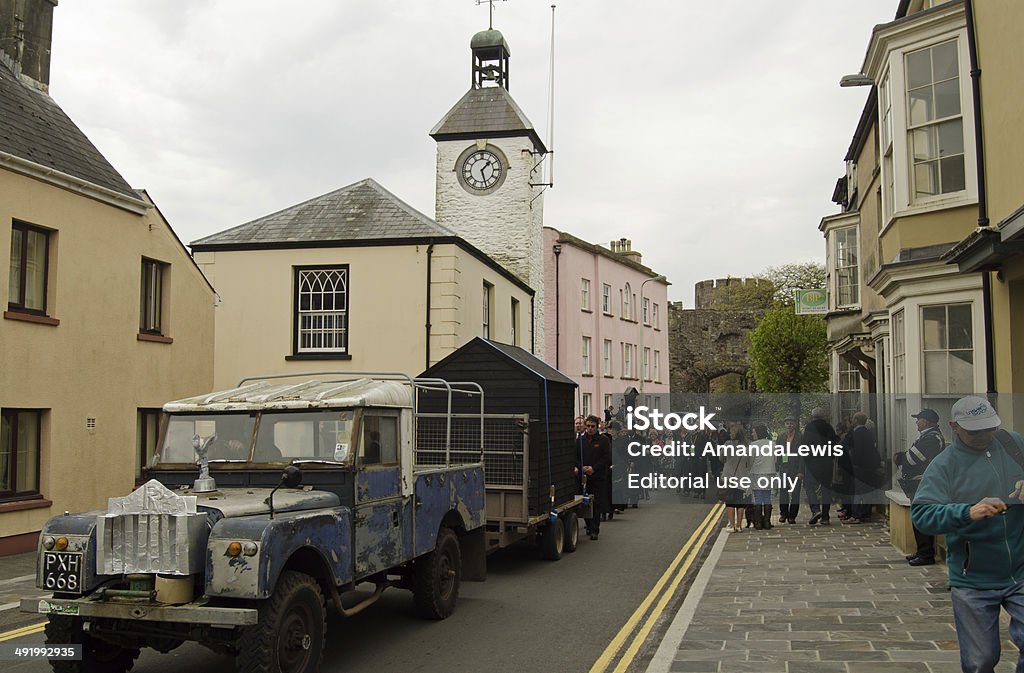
[160,413,257,464]
[254,410,355,463]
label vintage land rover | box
[22,374,488,673]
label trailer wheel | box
[237,571,326,673]
[413,527,461,619]
[540,518,564,561]
[562,511,579,553]
[45,615,140,673]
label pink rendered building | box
[543,228,671,418]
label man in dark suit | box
[848,412,882,523]
[800,408,841,525]
[576,415,612,540]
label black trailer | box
[421,338,584,559]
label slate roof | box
[0,61,137,200]
[430,86,547,153]
[191,178,456,249]
[477,338,577,387]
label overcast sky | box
[49,1,895,304]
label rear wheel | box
[413,527,461,619]
[45,615,140,673]
[540,518,564,561]
[237,571,326,673]
[562,511,579,553]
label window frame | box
[139,257,168,335]
[7,221,51,316]
[581,336,592,376]
[510,297,520,346]
[920,301,974,396]
[602,283,612,314]
[622,283,632,320]
[0,408,43,502]
[580,278,591,311]
[482,281,493,339]
[833,226,860,309]
[136,408,162,480]
[602,338,612,377]
[291,264,351,358]
[876,23,977,224]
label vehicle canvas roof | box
[163,378,413,413]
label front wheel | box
[412,527,461,619]
[237,571,326,673]
[45,615,139,673]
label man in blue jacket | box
[912,396,1024,673]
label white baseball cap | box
[950,396,1002,431]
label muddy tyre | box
[562,511,579,553]
[540,518,564,561]
[413,527,461,619]
[45,615,140,673]
[237,571,326,673]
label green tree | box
[758,262,827,304]
[748,302,828,393]
[712,262,826,310]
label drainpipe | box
[425,243,434,370]
[530,296,535,354]
[553,244,561,367]
[964,0,995,393]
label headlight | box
[242,542,258,557]
[42,536,55,551]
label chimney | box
[1,0,56,91]
[610,237,642,265]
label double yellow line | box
[0,621,45,642]
[589,502,724,673]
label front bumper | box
[21,597,258,626]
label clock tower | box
[431,27,548,353]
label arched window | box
[623,283,632,320]
[295,266,348,353]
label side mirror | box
[281,465,303,489]
[267,466,303,519]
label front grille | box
[96,512,208,576]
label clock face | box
[455,144,508,195]
[462,150,502,190]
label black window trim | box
[290,264,351,359]
[8,220,51,317]
[0,408,43,502]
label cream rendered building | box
[944,0,1024,427]
[192,178,535,388]
[0,0,215,553]
[823,0,1022,453]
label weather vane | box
[476,0,507,30]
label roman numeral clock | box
[457,144,507,194]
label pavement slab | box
[645,520,1024,673]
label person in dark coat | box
[776,416,802,524]
[576,415,612,540]
[894,408,945,565]
[609,421,631,514]
[847,412,882,523]
[799,408,841,525]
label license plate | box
[42,552,83,593]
